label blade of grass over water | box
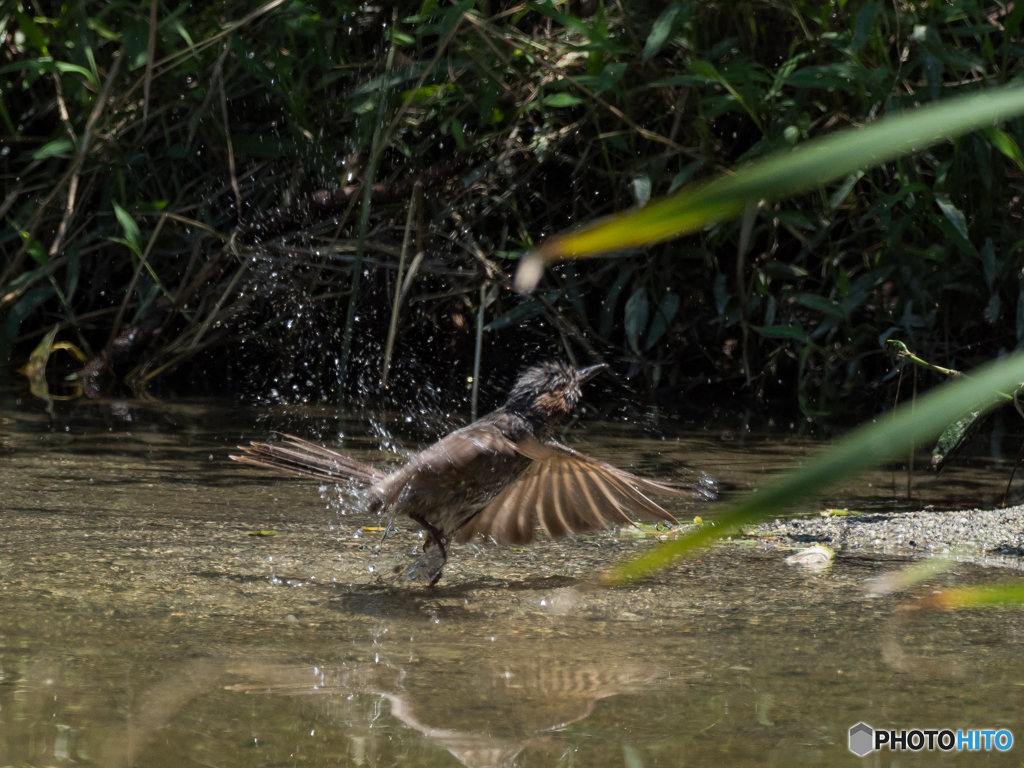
[604,352,1024,585]
[930,583,1024,610]
[516,86,1024,291]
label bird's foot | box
[398,547,446,586]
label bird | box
[231,361,714,585]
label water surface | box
[2,395,1023,766]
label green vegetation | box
[608,350,1024,583]
[1,1,1023,420]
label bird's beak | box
[578,363,609,383]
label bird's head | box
[503,361,608,424]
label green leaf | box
[230,136,297,157]
[606,352,1024,583]
[935,583,1024,610]
[112,202,141,253]
[599,268,632,338]
[26,238,47,267]
[31,138,74,160]
[544,93,584,108]
[624,286,649,354]
[16,10,48,54]
[753,325,810,342]
[827,171,863,210]
[450,117,467,149]
[66,246,79,302]
[484,296,548,331]
[983,126,1024,172]
[931,410,985,473]
[934,193,970,242]
[688,59,719,80]
[1007,1,1024,38]
[123,18,151,71]
[762,261,809,280]
[1017,282,1024,348]
[981,237,997,290]
[850,2,880,52]
[87,17,121,42]
[645,293,679,349]
[643,4,681,63]
[515,86,1024,287]
[54,60,98,88]
[4,286,55,342]
[0,58,97,87]
[794,294,845,318]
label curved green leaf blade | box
[605,352,1024,584]
[516,86,1024,290]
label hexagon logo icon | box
[849,722,874,756]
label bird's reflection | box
[224,648,661,768]
[99,638,664,768]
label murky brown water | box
[3,393,1024,766]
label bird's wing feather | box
[456,436,695,546]
[411,422,518,471]
[375,422,519,506]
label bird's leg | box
[406,514,449,586]
[411,515,448,560]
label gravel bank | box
[753,505,1024,569]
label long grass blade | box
[516,86,1024,290]
[605,351,1024,584]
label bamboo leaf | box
[516,86,1024,290]
[643,4,681,63]
[931,410,984,473]
[983,126,1024,172]
[624,286,648,354]
[753,324,810,342]
[934,193,970,242]
[544,93,584,108]
[605,352,1024,584]
[112,202,141,253]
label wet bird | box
[232,361,713,584]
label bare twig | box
[373,12,464,170]
[737,201,758,388]
[142,0,159,125]
[0,52,122,287]
[338,8,399,400]
[187,260,249,353]
[465,14,698,158]
[51,72,77,142]
[471,282,495,420]
[217,42,243,219]
[120,0,288,104]
[104,213,168,361]
[381,181,421,389]
[48,51,123,262]
[187,42,232,151]
[398,251,425,305]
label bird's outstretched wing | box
[230,434,385,487]
[455,436,709,545]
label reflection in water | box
[224,650,659,768]
[2,396,1024,767]
[95,629,662,768]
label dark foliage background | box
[2,0,1023,422]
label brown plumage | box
[232,361,714,584]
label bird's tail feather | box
[230,434,384,488]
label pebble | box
[754,504,1024,569]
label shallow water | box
[2,393,1024,767]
